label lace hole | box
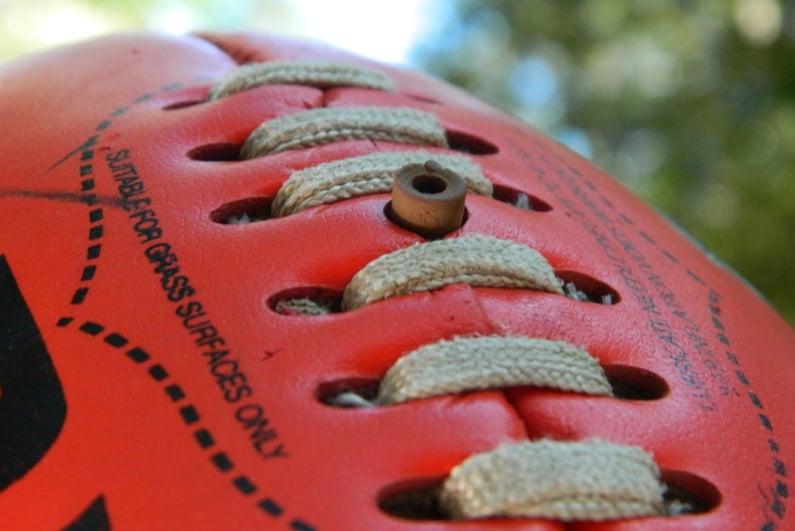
[162,100,204,111]
[188,142,242,161]
[603,365,669,400]
[445,130,498,155]
[556,271,621,305]
[377,471,719,520]
[210,197,273,224]
[492,184,552,212]
[661,470,721,515]
[378,479,446,521]
[316,378,380,408]
[267,287,342,316]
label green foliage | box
[415,0,795,325]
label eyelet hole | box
[317,378,380,408]
[492,184,552,211]
[188,143,242,161]
[378,479,446,520]
[210,197,273,224]
[604,365,669,400]
[662,470,721,515]
[445,130,498,155]
[162,100,204,111]
[377,471,721,520]
[268,287,342,316]
[557,271,621,305]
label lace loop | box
[377,336,612,405]
[341,235,564,311]
[440,439,664,521]
[271,151,491,217]
[207,60,394,101]
[240,107,448,159]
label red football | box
[1,32,793,530]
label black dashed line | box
[259,499,283,516]
[162,83,184,91]
[179,405,200,425]
[81,150,94,161]
[233,476,257,495]
[662,249,679,263]
[80,165,92,176]
[81,179,95,191]
[71,288,88,305]
[82,193,99,206]
[775,498,788,520]
[79,321,104,335]
[749,392,764,409]
[104,333,128,348]
[195,429,215,449]
[87,244,101,260]
[126,347,150,363]
[96,120,111,131]
[89,209,103,223]
[112,106,129,117]
[710,290,788,525]
[81,265,96,281]
[639,231,655,244]
[149,364,169,381]
[686,269,705,285]
[774,459,788,477]
[166,384,185,401]
[57,317,74,327]
[134,93,153,103]
[89,225,103,240]
[620,214,634,225]
[211,452,234,472]
[760,415,773,431]
[290,520,316,531]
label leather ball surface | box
[1,32,794,530]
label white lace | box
[441,439,664,521]
[240,107,448,159]
[341,235,564,311]
[376,335,613,405]
[207,60,394,101]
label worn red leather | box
[1,32,793,530]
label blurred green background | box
[2,0,793,326]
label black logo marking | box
[0,254,67,491]
[64,496,111,531]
